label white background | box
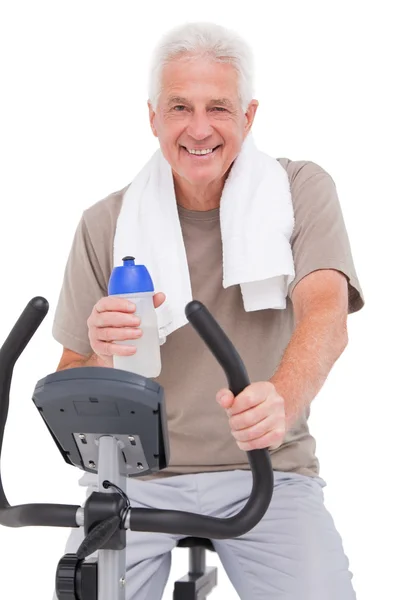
[0,1,398,598]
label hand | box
[216,381,286,451]
[87,292,166,367]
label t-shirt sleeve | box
[52,212,108,355]
[287,164,364,314]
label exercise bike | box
[0,296,274,599]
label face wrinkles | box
[148,56,258,207]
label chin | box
[183,161,222,178]
[185,172,219,186]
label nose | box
[185,110,214,141]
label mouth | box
[181,145,222,158]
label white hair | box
[148,22,255,112]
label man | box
[52,22,364,600]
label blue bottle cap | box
[108,256,155,295]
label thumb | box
[216,388,235,409]
[153,292,166,308]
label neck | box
[173,174,226,211]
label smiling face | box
[148,56,258,193]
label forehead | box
[159,57,240,104]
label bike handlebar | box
[0,297,273,537]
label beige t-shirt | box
[52,158,364,480]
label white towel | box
[114,133,295,343]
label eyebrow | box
[167,96,235,109]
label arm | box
[56,348,108,371]
[217,268,351,451]
[270,268,349,428]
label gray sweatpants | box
[56,469,356,599]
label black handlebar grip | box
[185,300,250,396]
[0,296,49,369]
[0,297,80,526]
[129,300,274,537]
[1,298,45,509]
[0,296,49,442]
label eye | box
[212,107,227,112]
[173,105,186,111]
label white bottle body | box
[112,291,161,378]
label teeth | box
[187,148,214,155]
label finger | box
[227,382,277,417]
[97,327,142,343]
[96,296,137,314]
[236,428,285,452]
[153,292,166,308]
[109,342,138,357]
[228,390,265,417]
[216,389,235,409]
[231,414,282,443]
[229,400,271,431]
[94,340,138,357]
[92,311,141,329]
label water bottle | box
[108,256,161,378]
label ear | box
[148,100,158,137]
[243,100,259,135]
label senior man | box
[52,21,364,600]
